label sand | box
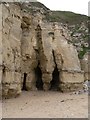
[0,101,2,120]
[2,91,88,118]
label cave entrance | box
[22,73,27,91]
[50,66,60,91]
[35,66,43,90]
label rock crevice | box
[1,3,85,98]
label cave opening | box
[22,73,27,91]
[50,66,60,91]
[35,66,43,90]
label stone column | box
[42,73,52,91]
[35,24,55,90]
[26,71,37,91]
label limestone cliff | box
[0,2,86,98]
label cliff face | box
[1,2,86,98]
[2,3,22,97]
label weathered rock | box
[2,3,22,98]
[80,52,90,81]
[1,2,85,98]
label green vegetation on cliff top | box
[30,2,88,25]
[47,11,88,25]
[21,2,88,25]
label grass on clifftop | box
[46,11,88,25]
[21,2,89,25]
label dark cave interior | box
[35,66,43,90]
[50,66,60,91]
[22,73,27,91]
[22,66,60,91]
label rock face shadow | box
[22,73,27,91]
[35,66,43,90]
[50,66,60,91]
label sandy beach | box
[2,91,88,118]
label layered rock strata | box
[1,3,85,98]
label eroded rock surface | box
[0,2,86,98]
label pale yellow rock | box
[1,3,85,98]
